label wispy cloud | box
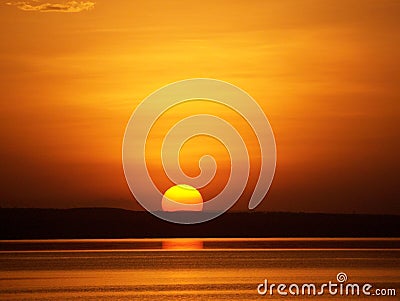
[6,1,95,12]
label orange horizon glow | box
[0,1,399,214]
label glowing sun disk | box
[162,184,203,212]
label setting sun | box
[162,184,203,212]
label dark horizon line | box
[1,207,399,239]
[1,207,399,217]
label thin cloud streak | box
[6,1,95,12]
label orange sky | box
[0,0,399,213]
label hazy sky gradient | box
[0,0,399,213]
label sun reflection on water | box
[162,239,204,250]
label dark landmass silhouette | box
[0,208,399,239]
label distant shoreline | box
[1,208,399,239]
[1,237,400,252]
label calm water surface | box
[0,239,399,300]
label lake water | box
[0,239,399,300]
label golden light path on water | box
[0,239,399,300]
